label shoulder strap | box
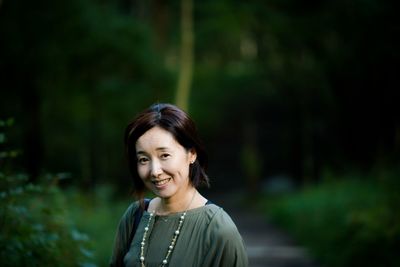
[127,199,150,249]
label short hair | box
[124,103,209,199]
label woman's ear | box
[189,148,197,164]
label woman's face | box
[135,126,196,200]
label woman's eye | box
[160,153,171,159]
[138,157,149,164]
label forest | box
[1,0,399,266]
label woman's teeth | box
[153,178,171,186]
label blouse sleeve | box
[109,201,139,267]
[201,208,249,267]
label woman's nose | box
[150,160,162,177]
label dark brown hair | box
[124,103,209,200]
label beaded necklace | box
[140,191,197,267]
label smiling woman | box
[109,103,248,267]
[135,126,196,202]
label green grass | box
[259,176,400,267]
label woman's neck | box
[156,187,197,215]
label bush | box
[260,175,400,267]
[64,186,129,267]
[0,119,96,267]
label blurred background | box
[0,0,399,266]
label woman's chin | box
[150,186,174,199]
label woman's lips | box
[152,177,172,187]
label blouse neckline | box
[143,200,214,219]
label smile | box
[152,178,172,186]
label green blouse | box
[110,201,248,267]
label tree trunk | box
[175,0,194,112]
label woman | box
[110,103,248,267]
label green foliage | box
[0,0,173,188]
[65,186,129,267]
[1,0,398,199]
[0,120,96,267]
[260,173,400,267]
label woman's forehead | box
[136,127,178,151]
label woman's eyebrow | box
[155,147,169,151]
[136,147,170,155]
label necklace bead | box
[139,191,197,266]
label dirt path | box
[209,193,320,267]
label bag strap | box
[128,198,150,249]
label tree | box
[175,0,194,112]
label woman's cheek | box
[137,165,147,179]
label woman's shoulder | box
[119,200,141,225]
[200,204,249,266]
[202,204,240,233]
[201,203,246,252]
[199,203,222,217]
[125,200,141,214]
